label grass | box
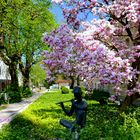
[0,90,140,140]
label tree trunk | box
[77,75,80,86]
[120,92,140,112]
[19,56,31,90]
[22,68,30,89]
[19,65,32,97]
[120,56,140,112]
[69,76,75,89]
[9,63,19,91]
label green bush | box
[84,91,93,100]
[8,91,22,103]
[43,80,55,89]
[43,80,49,89]
[93,89,110,105]
[2,86,21,103]
[61,86,69,94]
[20,86,32,98]
[0,93,5,105]
[2,84,22,103]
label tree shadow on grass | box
[86,101,121,126]
[0,113,68,140]
[31,108,64,119]
[1,102,140,140]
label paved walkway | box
[0,89,48,129]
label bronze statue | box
[59,86,87,133]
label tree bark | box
[120,92,140,112]
[22,68,30,89]
[69,76,75,89]
[120,56,140,112]
[77,75,80,86]
[19,58,31,89]
[9,62,19,91]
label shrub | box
[84,91,93,100]
[43,80,49,89]
[92,89,110,105]
[3,85,22,103]
[8,91,22,103]
[61,86,69,94]
[20,86,32,98]
[43,80,55,89]
[0,92,5,105]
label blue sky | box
[49,3,95,24]
[49,4,64,24]
[49,0,104,24]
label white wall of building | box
[0,60,11,80]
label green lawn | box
[0,90,140,140]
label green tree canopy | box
[0,0,57,92]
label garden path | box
[0,88,48,129]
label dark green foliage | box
[43,80,55,89]
[61,86,69,94]
[43,80,49,89]
[0,92,9,104]
[0,93,4,105]
[19,86,32,98]
[93,89,110,105]
[8,91,22,103]
[85,92,93,100]
[4,86,22,103]
[80,104,140,140]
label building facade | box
[0,60,11,90]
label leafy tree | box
[0,0,25,91]
[18,0,57,90]
[42,0,140,111]
[0,0,57,93]
[30,61,46,87]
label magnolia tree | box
[42,25,85,88]
[42,0,140,111]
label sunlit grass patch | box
[0,90,140,140]
[0,90,74,140]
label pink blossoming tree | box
[42,0,140,111]
[42,25,82,88]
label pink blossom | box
[42,0,140,98]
